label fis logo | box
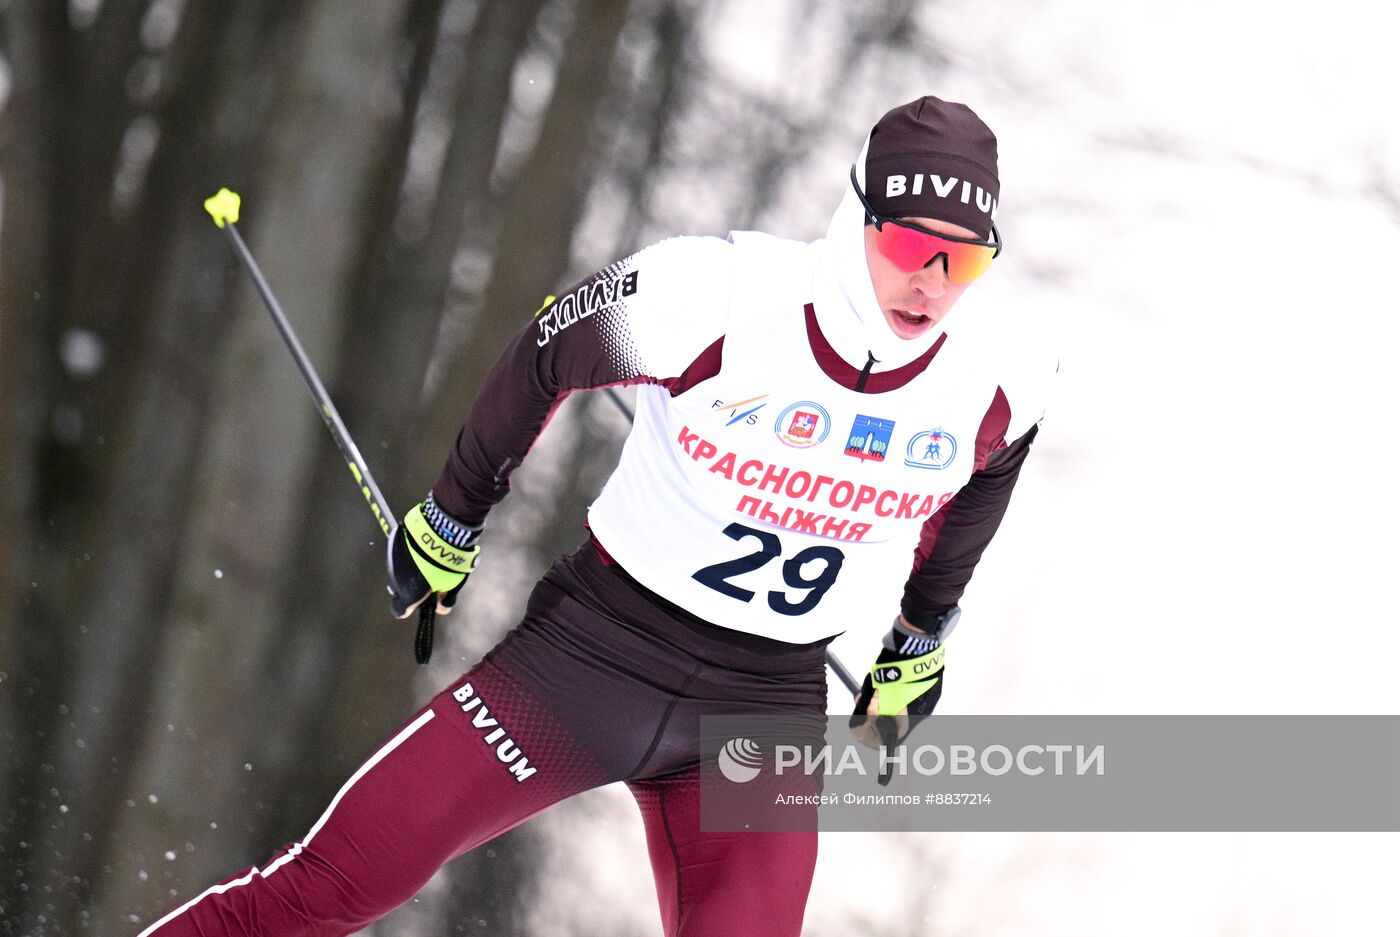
[712,393,768,427]
[451,682,537,782]
[844,415,895,463]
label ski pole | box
[203,187,439,665]
[823,647,860,697]
[600,389,861,698]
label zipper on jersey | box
[854,351,877,393]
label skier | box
[140,95,1053,937]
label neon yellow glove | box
[849,609,958,749]
[386,494,481,618]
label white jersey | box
[584,233,1048,643]
[433,189,1054,645]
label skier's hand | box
[849,611,956,749]
[387,495,481,619]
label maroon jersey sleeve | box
[431,237,733,525]
[899,407,1040,630]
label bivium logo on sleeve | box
[535,264,639,347]
[774,401,831,449]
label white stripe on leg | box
[135,708,437,936]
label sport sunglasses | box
[849,165,1002,284]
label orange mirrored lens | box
[874,224,996,283]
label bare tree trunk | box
[90,0,422,924]
[541,0,699,555]
[6,2,314,930]
[0,0,166,924]
[0,0,60,920]
[238,0,553,870]
[418,0,635,471]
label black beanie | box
[864,96,1000,239]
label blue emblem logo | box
[774,401,831,448]
[844,415,895,463]
[904,429,957,470]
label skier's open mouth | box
[893,309,929,326]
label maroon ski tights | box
[138,544,826,936]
